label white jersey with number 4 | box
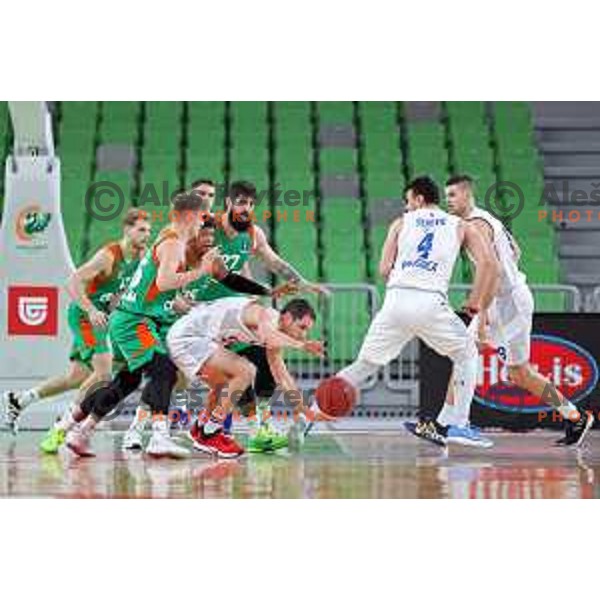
[387,207,461,295]
[466,207,526,296]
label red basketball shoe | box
[189,422,244,458]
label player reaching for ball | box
[167,296,324,458]
[318,176,499,448]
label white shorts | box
[471,284,534,366]
[358,287,473,366]
[166,321,218,385]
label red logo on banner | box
[7,286,58,336]
[475,335,599,413]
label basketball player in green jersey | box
[3,209,152,448]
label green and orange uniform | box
[68,242,140,368]
[109,230,185,372]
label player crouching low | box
[167,297,323,458]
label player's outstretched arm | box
[249,304,325,356]
[252,225,329,295]
[461,221,500,315]
[379,217,403,281]
[67,247,115,328]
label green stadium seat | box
[321,199,366,282]
[318,102,354,124]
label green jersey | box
[78,241,140,314]
[184,223,256,303]
[118,229,183,324]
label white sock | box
[19,388,41,409]
[557,401,579,420]
[129,405,149,433]
[152,417,169,436]
[338,359,379,388]
[257,400,271,427]
[451,351,478,427]
[79,416,97,436]
[437,403,458,427]
[56,407,77,433]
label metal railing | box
[283,283,380,389]
[446,283,583,313]
[593,287,600,311]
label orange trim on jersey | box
[151,228,180,265]
[86,241,123,296]
[146,229,184,301]
[80,317,97,347]
[146,279,160,302]
[135,322,158,350]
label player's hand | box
[271,280,300,299]
[304,402,336,422]
[300,280,331,297]
[302,340,325,357]
[198,247,222,277]
[172,295,192,315]
[88,307,108,329]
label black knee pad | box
[237,346,276,397]
[81,368,143,419]
[140,353,178,415]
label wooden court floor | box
[1,428,599,498]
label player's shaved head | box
[445,174,475,217]
[446,174,475,195]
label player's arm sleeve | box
[218,272,271,296]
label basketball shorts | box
[357,287,472,366]
[67,303,111,368]
[470,284,534,366]
[108,310,170,372]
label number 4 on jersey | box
[417,232,434,259]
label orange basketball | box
[315,376,357,418]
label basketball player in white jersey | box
[337,176,499,447]
[435,175,594,446]
[166,296,324,457]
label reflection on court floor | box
[0,429,598,499]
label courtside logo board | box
[7,286,58,336]
[475,335,599,413]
